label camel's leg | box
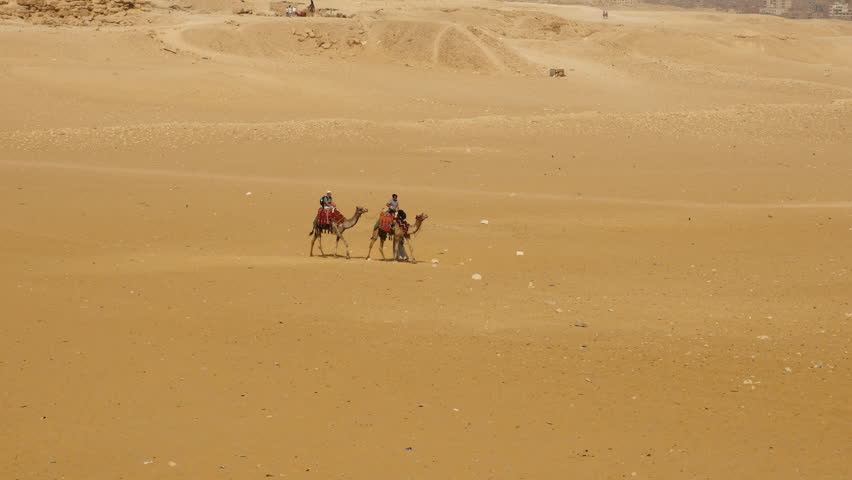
[392,236,400,261]
[378,235,386,260]
[317,231,325,256]
[367,230,379,259]
[339,234,351,259]
[406,239,415,263]
[331,225,345,257]
[309,231,317,256]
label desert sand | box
[1,0,851,478]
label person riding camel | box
[321,190,335,211]
[314,190,336,228]
[386,193,399,216]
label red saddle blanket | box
[316,208,345,226]
[377,212,394,232]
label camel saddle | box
[376,212,395,233]
[315,208,345,227]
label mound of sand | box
[370,20,502,72]
[176,17,536,74]
[435,25,498,73]
[475,8,601,40]
[179,19,367,59]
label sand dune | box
[2,1,851,479]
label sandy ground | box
[1,1,851,478]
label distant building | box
[828,1,852,17]
[595,0,639,6]
[760,0,850,16]
[760,0,793,15]
[731,0,766,12]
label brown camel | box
[392,213,428,263]
[309,206,368,259]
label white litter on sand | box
[471,273,482,280]
[516,251,524,256]
[480,219,489,224]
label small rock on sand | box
[471,273,482,280]
[480,219,489,224]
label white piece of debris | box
[168,461,177,467]
[756,335,770,340]
[245,191,252,196]
[143,460,154,465]
[480,219,489,224]
[431,258,439,264]
[471,273,482,280]
[528,281,535,289]
[555,308,563,313]
[516,251,524,256]
[784,367,793,373]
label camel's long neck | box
[408,219,424,235]
[340,210,362,230]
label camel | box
[392,213,427,262]
[366,212,428,262]
[309,206,368,259]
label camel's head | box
[415,213,429,222]
[355,206,369,214]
